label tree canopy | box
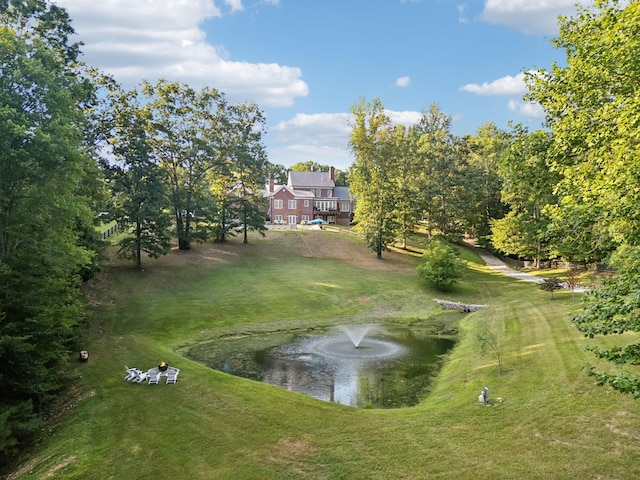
[0,0,101,458]
[527,0,640,395]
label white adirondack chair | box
[147,368,162,385]
[134,370,149,383]
[124,366,137,381]
[165,367,180,384]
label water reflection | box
[187,324,455,408]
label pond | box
[186,324,456,408]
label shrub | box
[417,241,464,291]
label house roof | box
[334,186,352,201]
[267,185,315,199]
[288,171,335,188]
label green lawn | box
[8,229,640,479]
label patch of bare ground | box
[103,230,419,274]
[7,455,76,480]
[262,435,316,476]
[272,230,418,272]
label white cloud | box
[267,109,427,169]
[507,99,545,118]
[460,72,527,96]
[480,0,589,35]
[457,3,469,24]
[386,110,422,126]
[224,0,244,13]
[393,76,411,88]
[271,113,352,146]
[55,0,308,107]
[268,112,353,169]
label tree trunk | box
[242,205,248,244]
[136,221,142,271]
[178,237,190,250]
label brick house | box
[266,167,354,226]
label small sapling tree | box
[474,319,504,375]
[539,277,563,299]
[563,267,581,300]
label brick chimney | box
[268,177,274,193]
[330,166,335,180]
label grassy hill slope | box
[7,230,640,479]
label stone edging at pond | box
[434,299,487,313]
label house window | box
[304,200,309,207]
[316,189,322,197]
[288,199,297,209]
[339,202,350,212]
[288,215,297,225]
[314,200,336,211]
[274,199,283,209]
[274,215,283,224]
[302,215,310,222]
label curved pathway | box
[470,246,590,293]
[473,249,544,284]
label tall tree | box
[349,98,398,259]
[264,162,288,185]
[461,123,508,246]
[144,80,228,250]
[108,88,171,270]
[491,127,558,267]
[226,103,269,245]
[390,124,422,249]
[416,104,463,239]
[526,0,637,260]
[0,0,99,458]
[209,162,238,243]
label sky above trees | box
[56,0,589,169]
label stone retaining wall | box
[434,299,487,313]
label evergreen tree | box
[461,123,508,246]
[390,124,422,249]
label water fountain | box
[309,324,406,360]
[339,324,375,348]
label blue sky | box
[55,0,587,170]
